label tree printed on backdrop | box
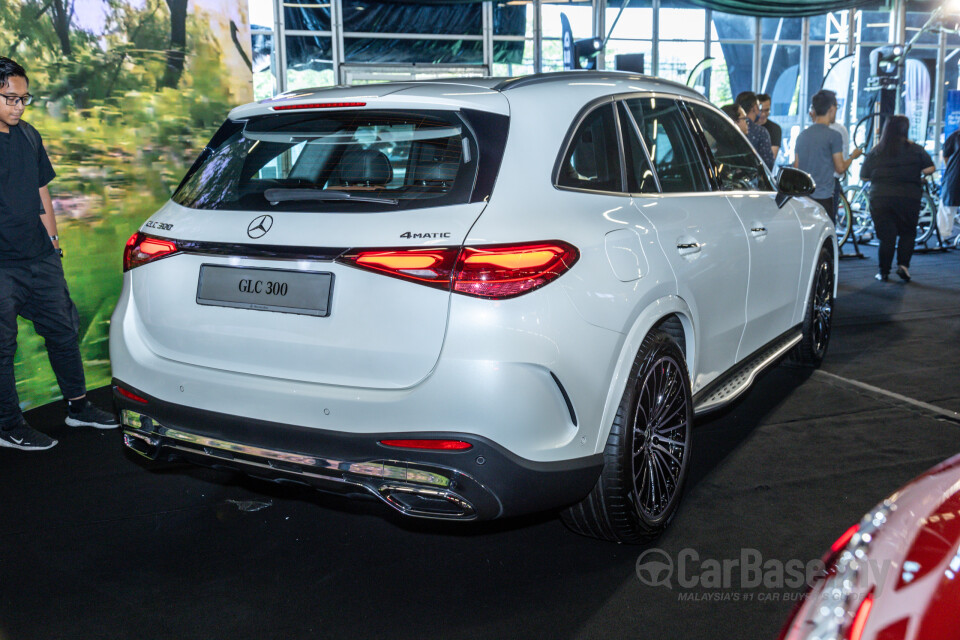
[2,0,252,411]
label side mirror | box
[776,167,816,208]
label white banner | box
[904,59,931,144]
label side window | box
[624,98,708,193]
[686,103,774,192]
[618,103,659,194]
[557,104,623,192]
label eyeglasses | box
[1,94,33,106]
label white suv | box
[110,72,834,543]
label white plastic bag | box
[938,204,957,238]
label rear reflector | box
[124,232,180,272]
[115,386,148,403]
[338,241,579,299]
[380,439,473,451]
[272,102,366,111]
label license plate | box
[196,265,333,317]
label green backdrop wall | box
[3,0,253,412]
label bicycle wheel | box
[836,189,853,247]
[846,184,874,243]
[915,190,937,245]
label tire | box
[792,245,834,366]
[915,190,937,245]
[836,190,853,247]
[561,330,692,544]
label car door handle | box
[750,226,767,237]
[676,242,701,256]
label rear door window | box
[685,102,774,192]
[624,98,709,194]
[557,104,624,193]
[173,110,485,212]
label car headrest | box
[339,148,393,186]
[413,161,456,188]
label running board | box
[693,332,802,415]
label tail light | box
[115,385,148,404]
[379,439,473,451]
[124,232,180,272]
[338,241,579,299]
[846,590,874,640]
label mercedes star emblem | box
[247,214,274,239]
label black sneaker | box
[0,420,58,451]
[65,401,119,430]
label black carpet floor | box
[1,243,958,640]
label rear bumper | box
[114,380,603,521]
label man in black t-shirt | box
[757,94,782,161]
[0,57,117,451]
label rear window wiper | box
[264,188,398,206]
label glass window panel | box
[606,5,654,41]
[252,33,276,99]
[343,2,482,35]
[905,11,940,46]
[659,7,706,40]
[618,103,658,194]
[657,41,708,86]
[285,35,333,90]
[494,2,533,38]
[284,0,332,32]
[493,40,535,76]
[250,0,275,30]
[759,43,802,166]
[606,40,652,74]
[540,1,592,71]
[710,11,756,41]
[857,10,894,44]
[809,11,850,43]
[343,38,484,64]
[625,97,709,193]
[557,104,623,193]
[760,17,802,41]
[540,2,593,39]
[687,103,773,192]
[705,42,754,107]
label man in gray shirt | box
[793,90,862,223]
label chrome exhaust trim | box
[120,410,479,520]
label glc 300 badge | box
[247,214,274,239]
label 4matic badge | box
[247,215,274,239]
[400,231,451,239]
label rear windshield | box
[173,109,492,212]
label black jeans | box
[870,195,921,276]
[0,252,86,429]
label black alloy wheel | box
[793,245,834,366]
[561,329,693,543]
[631,352,690,521]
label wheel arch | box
[593,297,695,455]
[799,234,837,322]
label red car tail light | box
[115,386,148,403]
[453,241,579,299]
[379,439,473,451]
[271,102,366,111]
[123,232,180,272]
[338,241,579,300]
[339,248,460,291]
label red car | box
[779,453,960,640]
